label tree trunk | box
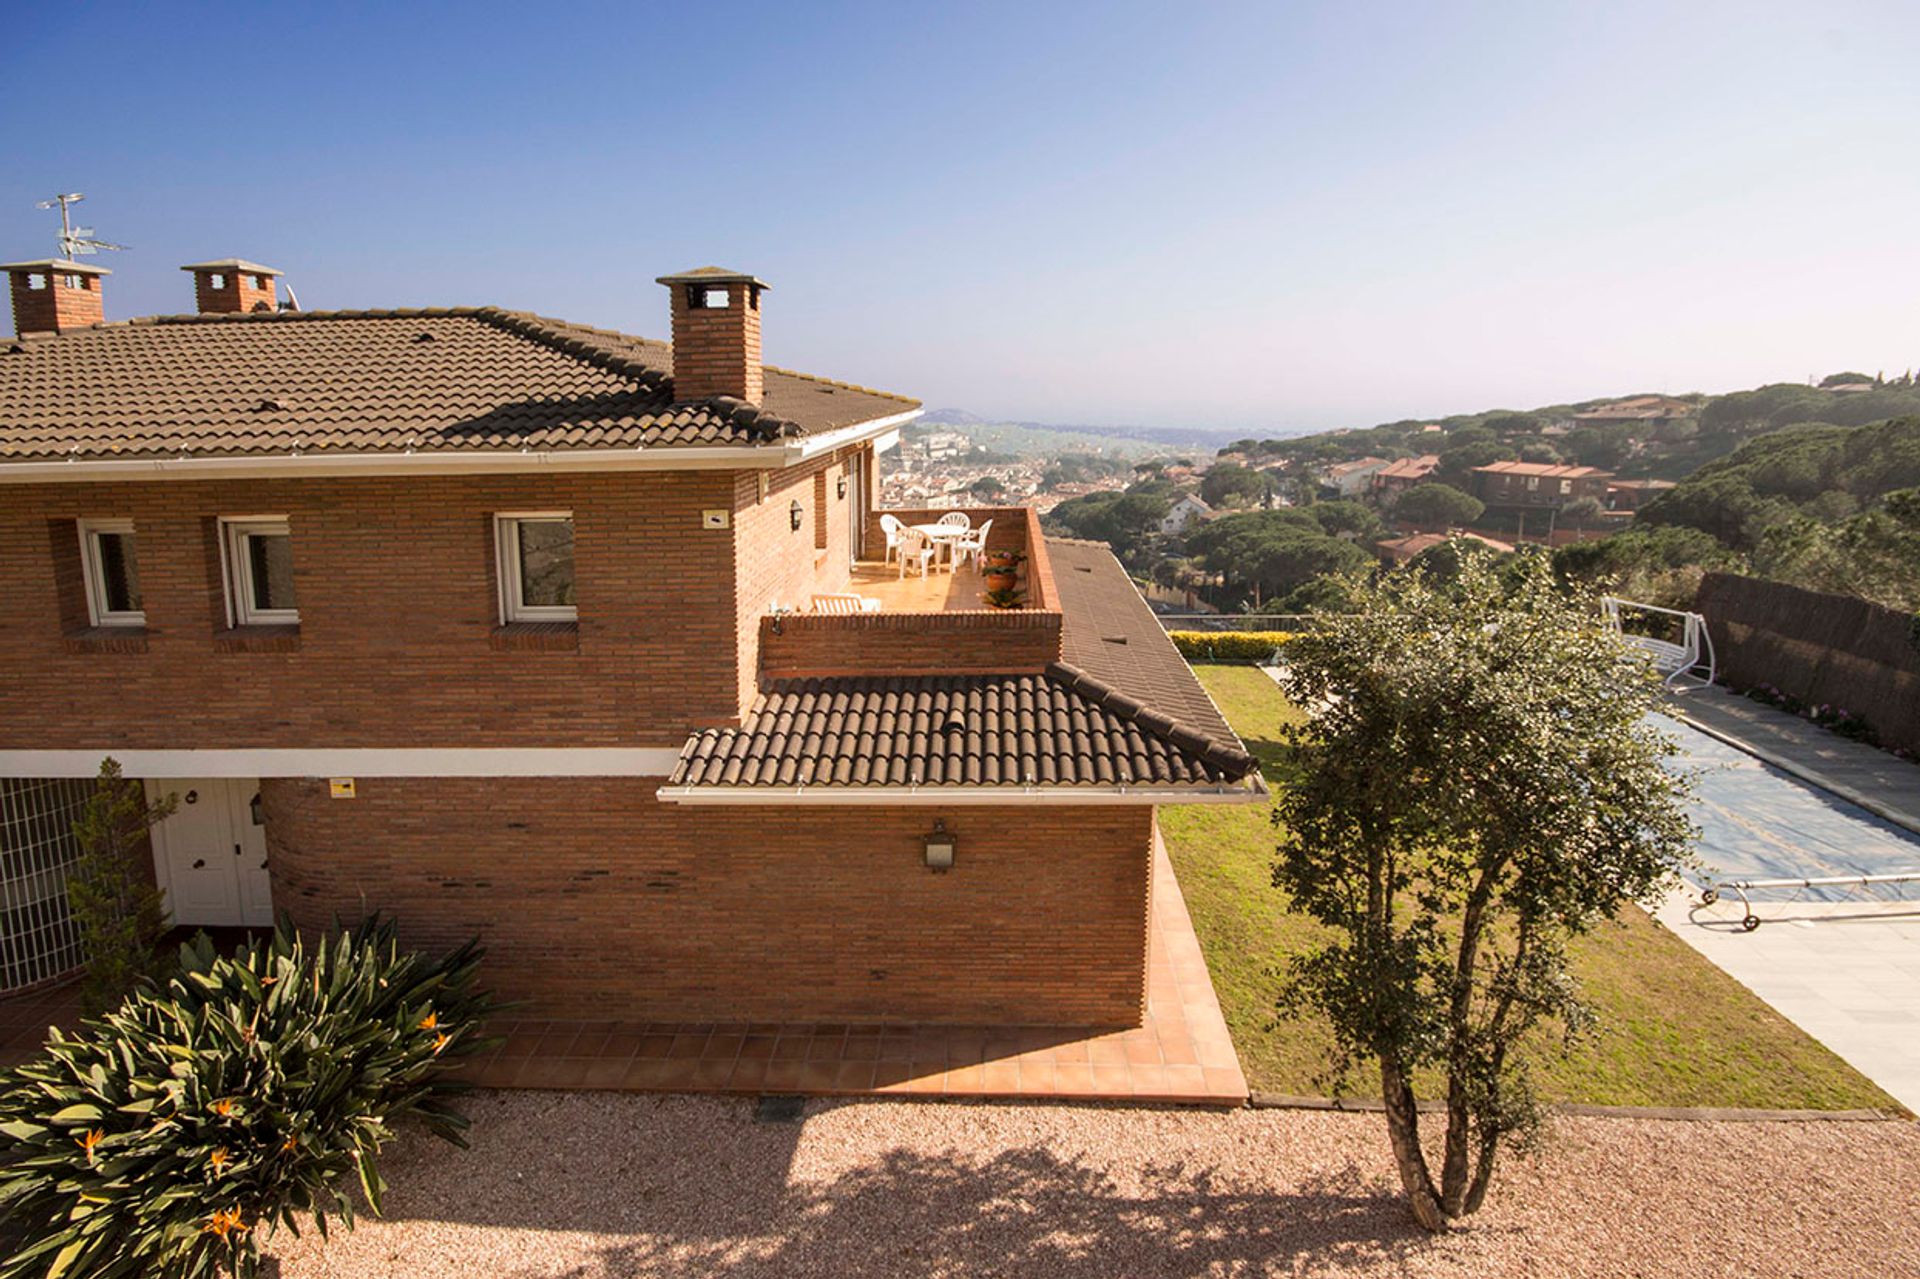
[1380,1057,1446,1232]
[1463,1133,1500,1215]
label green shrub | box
[0,919,494,1279]
[1168,630,1296,662]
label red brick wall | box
[666,280,763,403]
[729,447,864,709]
[192,269,278,314]
[264,776,1153,1026]
[759,610,1064,678]
[8,269,104,335]
[0,471,757,748]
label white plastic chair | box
[936,511,972,529]
[878,513,907,566]
[811,593,882,615]
[897,530,937,580]
[951,517,993,571]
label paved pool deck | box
[1662,683,1920,836]
[1653,691,1920,1112]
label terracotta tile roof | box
[669,537,1257,794]
[1373,454,1440,481]
[1471,460,1610,479]
[669,667,1254,790]
[1047,537,1240,751]
[0,308,916,463]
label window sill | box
[490,621,579,652]
[63,626,149,654]
[214,624,303,653]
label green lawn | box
[1162,663,1898,1110]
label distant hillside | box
[919,409,1275,455]
[1220,372,1920,488]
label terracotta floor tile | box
[1053,1063,1098,1095]
[704,1034,744,1061]
[833,1060,877,1092]
[1124,1037,1164,1066]
[1129,1065,1173,1096]
[771,1035,813,1061]
[900,1063,949,1093]
[806,1035,848,1061]
[1017,1062,1058,1094]
[602,1029,646,1058]
[667,1033,710,1060]
[726,1057,768,1091]
[1090,1064,1133,1095]
[839,1035,880,1061]
[1048,1040,1091,1064]
[945,1063,985,1092]
[737,1035,777,1061]
[580,1057,630,1089]
[687,1057,736,1089]
[1203,1066,1246,1094]
[871,1060,917,1091]
[1157,1034,1199,1066]
[1194,1039,1239,1070]
[1161,1064,1209,1097]
[979,1061,1020,1093]
[633,1034,675,1058]
[1085,1038,1130,1067]
[621,1058,676,1090]
[762,1059,807,1092]
[796,1060,841,1092]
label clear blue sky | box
[5,1,1916,431]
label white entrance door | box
[147,779,273,928]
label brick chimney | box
[180,259,282,314]
[656,267,768,404]
[3,260,108,335]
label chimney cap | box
[655,266,769,290]
[179,259,283,277]
[2,258,111,276]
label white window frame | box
[494,512,578,624]
[77,518,145,627]
[219,516,299,626]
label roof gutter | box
[654,779,1267,806]
[0,409,921,484]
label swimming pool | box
[1663,716,1920,904]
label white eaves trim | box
[655,782,1267,806]
[0,747,686,780]
[0,410,922,484]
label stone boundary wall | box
[1693,572,1920,753]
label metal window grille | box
[0,777,93,993]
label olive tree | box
[1272,553,1693,1230]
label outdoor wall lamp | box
[923,819,955,872]
[836,474,848,500]
[790,498,804,532]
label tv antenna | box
[35,193,128,261]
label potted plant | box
[984,586,1027,610]
[982,547,1025,593]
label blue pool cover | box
[1661,717,1920,902]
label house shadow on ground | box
[285,1093,1454,1279]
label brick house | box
[1471,460,1614,509]
[0,258,1262,1027]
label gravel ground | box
[267,1091,1920,1279]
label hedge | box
[1167,631,1296,662]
